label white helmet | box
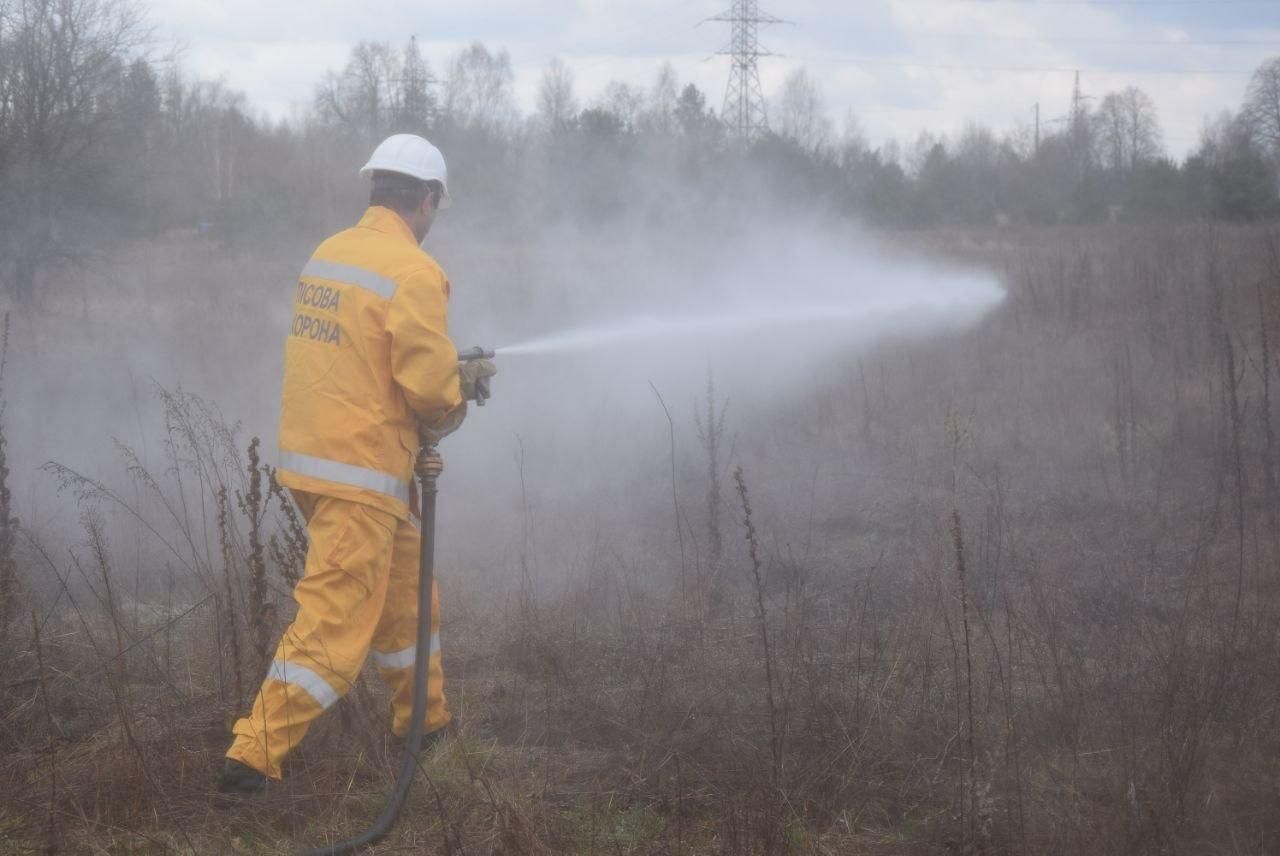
[359,134,452,209]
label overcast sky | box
[150,0,1280,158]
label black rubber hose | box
[300,464,438,856]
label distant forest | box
[2,0,1279,301]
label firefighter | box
[217,135,495,793]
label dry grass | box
[2,222,1280,854]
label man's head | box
[369,171,444,243]
[359,134,451,243]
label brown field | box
[2,222,1279,854]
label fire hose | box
[302,346,494,856]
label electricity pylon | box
[711,0,782,143]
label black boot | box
[216,759,268,796]
[387,724,449,760]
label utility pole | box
[711,0,782,143]
[1071,71,1083,129]
[1034,102,1040,157]
[1069,70,1092,180]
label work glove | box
[459,359,497,404]
[419,402,466,447]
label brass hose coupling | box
[415,445,443,482]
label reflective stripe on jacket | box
[276,206,463,520]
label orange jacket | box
[276,206,462,520]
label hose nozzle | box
[457,346,495,362]
[457,346,496,406]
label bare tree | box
[1245,56,1280,154]
[443,42,516,132]
[536,57,577,136]
[394,36,437,133]
[0,0,14,168]
[1123,89,1162,167]
[774,67,832,151]
[190,82,248,205]
[1197,110,1255,165]
[1096,93,1127,172]
[644,62,679,135]
[906,129,943,179]
[598,81,644,132]
[953,124,1010,178]
[839,109,868,157]
[0,0,148,303]
[1096,87,1162,172]
[315,41,396,142]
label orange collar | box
[358,206,418,245]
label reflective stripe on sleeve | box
[301,259,397,300]
[279,451,410,505]
[267,659,340,709]
[371,632,441,670]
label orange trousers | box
[226,491,449,779]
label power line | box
[803,52,1255,75]
[955,0,1277,5]
[710,0,783,142]
[899,33,1280,47]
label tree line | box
[2,0,1279,303]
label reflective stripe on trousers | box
[371,632,441,670]
[279,450,410,506]
[267,659,340,710]
[226,495,450,778]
